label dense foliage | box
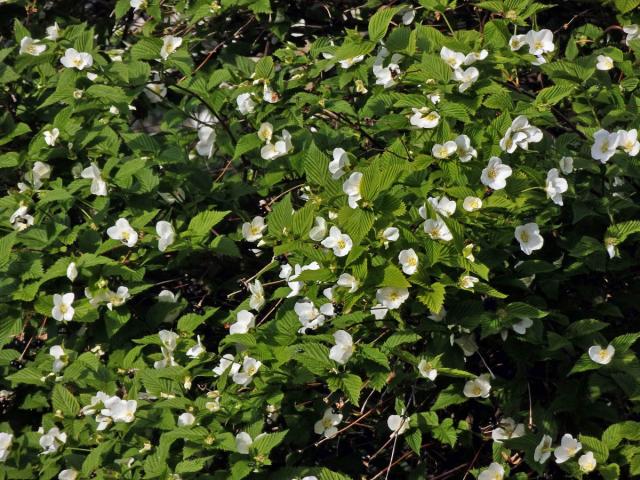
[2,0,640,478]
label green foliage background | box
[1,0,640,478]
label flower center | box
[59,304,68,314]
[337,239,346,249]
[520,231,529,243]
[487,168,497,180]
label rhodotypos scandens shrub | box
[1,0,640,479]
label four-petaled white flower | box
[20,37,47,56]
[398,248,418,275]
[52,293,75,322]
[343,171,363,208]
[156,221,175,252]
[515,223,544,255]
[107,218,138,247]
[60,48,93,70]
[460,275,479,289]
[10,204,34,231]
[453,66,479,92]
[423,218,453,241]
[526,29,555,56]
[261,130,293,160]
[455,134,477,162]
[81,163,108,196]
[624,24,640,46]
[154,329,179,369]
[0,432,12,463]
[512,317,533,335]
[232,356,262,386]
[596,55,614,71]
[591,129,620,163]
[49,345,67,373]
[418,358,437,380]
[432,140,457,159]
[509,34,527,51]
[463,196,482,212]
[186,335,206,358]
[463,374,491,398]
[44,128,60,146]
[387,415,410,437]
[499,115,543,153]
[376,287,409,310]
[177,412,195,427]
[425,196,457,218]
[58,469,78,480]
[588,344,615,365]
[230,310,256,335]
[249,280,265,310]
[106,286,130,310]
[196,126,216,157]
[242,216,266,242]
[545,168,568,206]
[578,451,597,473]
[491,418,525,443]
[337,273,359,293]
[321,226,353,257]
[213,354,241,377]
[39,427,67,455]
[329,148,350,179]
[382,226,399,246]
[440,46,465,69]
[372,48,402,88]
[554,433,582,463]
[235,431,265,454]
[236,93,256,115]
[534,434,554,463]
[478,462,504,480]
[309,216,327,241]
[329,330,354,365]
[314,409,343,438]
[559,156,574,174]
[66,262,78,282]
[46,22,61,41]
[410,108,440,129]
[481,157,512,190]
[160,35,182,60]
[464,49,488,65]
[257,122,273,143]
[618,129,640,156]
[263,83,280,103]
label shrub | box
[1,0,640,479]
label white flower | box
[455,334,478,356]
[402,8,415,25]
[257,122,273,143]
[410,108,440,129]
[230,310,255,335]
[509,34,527,51]
[382,227,399,245]
[160,35,182,60]
[186,335,205,358]
[19,37,47,56]
[588,344,615,365]
[342,171,363,208]
[196,126,216,157]
[481,157,512,190]
[249,280,265,310]
[232,356,262,386]
[432,140,457,159]
[177,412,196,427]
[463,196,482,212]
[80,163,108,196]
[624,24,640,46]
[39,427,67,454]
[339,55,364,69]
[236,93,256,115]
[427,93,441,104]
[463,49,488,65]
[321,226,353,257]
[491,418,525,443]
[212,354,241,377]
[426,196,457,217]
[107,218,138,247]
[596,55,614,71]
[156,221,175,252]
[387,415,410,437]
[559,156,574,174]
[499,115,542,152]
[309,216,327,241]
[66,262,78,282]
[106,286,130,310]
[21,161,51,190]
[526,29,555,56]
[102,397,137,424]
[455,134,477,162]
[578,451,597,473]
[58,469,78,480]
[398,249,418,275]
[440,46,465,69]
[294,299,326,333]
[418,359,437,380]
[158,289,177,302]
[545,168,568,206]
[512,317,533,335]
[428,307,446,322]
[10,205,34,231]
[371,304,389,319]
[329,148,350,179]
[154,329,179,369]
[329,330,354,365]
[463,374,491,398]
[130,0,147,9]
[591,129,620,163]
[460,275,479,289]
[376,287,409,310]
[337,273,359,293]
[44,128,60,146]
[618,129,640,156]
[423,218,453,241]
[263,83,280,103]
[261,130,293,160]
[515,223,544,255]
[453,67,479,92]
[235,432,253,454]
[0,432,12,463]
[49,345,67,373]
[242,216,266,242]
[478,462,504,480]
[60,48,93,70]
[534,434,553,463]
[46,22,61,41]
[554,433,582,463]
[52,293,75,322]
[314,409,343,438]
[372,50,402,88]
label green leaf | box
[252,430,288,455]
[368,7,400,42]
[52,384,80,416]
[186,210,229,240]
[417,282,446,313]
